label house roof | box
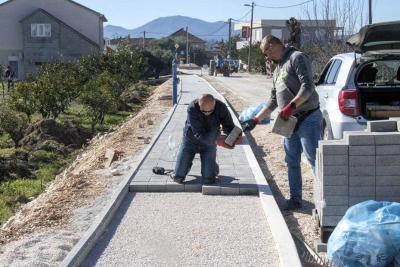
[0,0,107,22]
[169,28,205,43]
[19,8,99,48]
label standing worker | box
[170,94,242,185]
[4,65,15,92]
[241,35,322,210]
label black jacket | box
[183,99,235,146]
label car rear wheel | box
[321,121,334,140]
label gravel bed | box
[82,192,280,267]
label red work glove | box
[235,135,243,144]
[280,104,295,121]
[216,136,234,149]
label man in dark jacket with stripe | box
[171,94,242,185]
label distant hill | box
[104,15,241,41]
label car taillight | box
[338,89,360,116]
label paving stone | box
[349,176,375,186]
[344,131,375,146]
[239,183,258,195]
[323,206,349,216]
[349,155,375,166]
[322,176,348,186]
[322,155,349,166]
[323,186,348,196]
[221,184,240,195]
[376,166,400,176]
[324,196,348,206]
[147,182,167,192]
[349,146,375,156]
[376,155,400,166]
[202,184,221,195]
[376,145,400,155]
[322,165,348,176]
[376,176,400,186]
[368,120,398,132]
[349,186,375,197]
[319,140,348,155]
[129,182,148,192]
[349,196,374,206]
[166,182,185,192]
[321,216,343,227]
[374,132,400,145]
[376,186,400,197]
[314,240,327,253]
[349,166,375,176]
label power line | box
[256,0,313,9]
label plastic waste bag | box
[327,200,400,267]
[239,102,271,124]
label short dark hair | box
[199,94,215,105]
[261,35,282,49]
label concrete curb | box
[60,82,182,267]
[198,74,302,267]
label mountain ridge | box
[104,15,241,41]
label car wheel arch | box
[321,111,334,140]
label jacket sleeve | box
[187,106,214,146]
[292,53,315,100]
[219,104,235,135]
[264,68,278,111]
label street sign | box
[180,50,184,55]
[174,44,179,49]
[179,57,185,61]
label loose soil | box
[0,75,323,265]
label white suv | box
[316,20,400,140]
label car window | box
[324,59,342,85]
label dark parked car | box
[139,64,159,80]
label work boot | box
[169,173,185,184]
[281,198,303,211]
[203,178,216,185]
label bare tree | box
[300,0,367,74]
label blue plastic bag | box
[327,200,400,267]
[239,102,271,124]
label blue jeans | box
[174,137,217,180]
[284,109,322,201]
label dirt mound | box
[20,119,93,151]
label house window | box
[31,24,51,37]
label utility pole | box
[186,26,189,65]
[368,0,372,24]
[228,18,232,59]
[244,2,254,72]
[140,31,145,50]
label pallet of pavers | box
[314,118,400,251]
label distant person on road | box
[215,54,224,68]
[241,35,322,210]
[4,65,15,92]
[170,94,242,185]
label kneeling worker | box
[170,94,242,184]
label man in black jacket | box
[170,94,242,185]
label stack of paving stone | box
[315,118,400,236]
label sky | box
[0,0,398,30]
